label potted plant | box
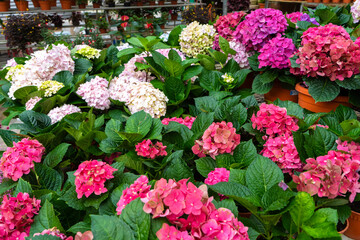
[77,0,87,8]
[155,11,168,29]
[105,0,115,6]
[70,12,82,26]
[14,0,29,11]
[38,0,51,9]
[96,16,109,33]
[0,0,9,11]
[60,0,72,9]
[50,14,63,28]
[31,0,40,8]
[91,0,101,8]
[169,7,179,21]
[258,0,265,8]
[158,0,164,4]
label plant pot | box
[15,0,28,11]
[71,0,75,5]
[332,0,340,3]
[78,3,86,8]
[307,0,313,2]
[343,0,351,3]
[239,73,254,89]
[158,0,164,4]
[93,2,100,7]
[6,0,10,9]
[160,24,165,29]
[258,2,265,8]
[313,0,321,2]
[338,219,349,235]
[264,80,298,103]
[38,0,50,9]
[295,83,351,113]
[60,0,71,8]
[31,0,40,7]
[345,211,360,239]
[50,0,56,6]
[0,1,9,11]
[171,13,178,20]
[99,28,107,33]
[149,0,155,4]
[136,2,143,5]
[171,0,177,3]
[322,0,330,3]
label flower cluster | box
[286,12,303,23]
[74,160,117,199]
[116,43,132,52]
[352,0,360,23]
[205,168,230,185]
[337,139,360,161]
[76,76,110,110]
[135,139,167,159]
[258,35,296,69]
[3,58,17,69]
[228,40,251,68]
[0,192,41,239]
[192,121,241,159]
[251,103,299,137]
[39,80,65,97]
[119,53,154,82]
[221,73,235,84]
[0,138,45,181]
[25,96,42,110]
[5,64,23,81]
[75,45,101,59]
[116,175,151,215]
[293,149,360,202]
[234,8,288,52]
[261,135,303,173]
[299,13,319,26]
[34,228,72,240]
[161,117,196,129]
[156,48,186,60]
[179,21,217,58]
[295,24,360,81]
[48,104,81,124]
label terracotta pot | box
[338,219,349,235]
[295,83,351,113]
[171,0,177,3]
[332,0,340,3]
[258,2,265,8]
[264,80,298,103]
[313,0,321,2]
[171,13,178,20]
[78,3,85,7]
[31,0,40,7]
[149,0,155,4]
[60,0,71,8]
[343,0,351,3]
[0,1,9,11]
[99,28,107,33]
[158,0,164,4]
[344,211,360,239]
[6,0,10,9]
[38,0,50,9]
[50,0,56,6]
[307,0,313,2]
[16,1,28,11]
[322,0,330,3]
[71,0,76,5]
[93,2,100,7]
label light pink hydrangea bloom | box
[25,96,42,110]
[74,160,117,199]
[228,40,251,69]
[48,104,81,124]
[76,76,110,110]
[0,138,45,181]
[3,58,17,69]
[116,175,151,215]
[204,168,230,185]
[0,192,41,239]
[34,227,73,240]
[119,53,155,82]
[351,0,360,23]
[192,121,241,159]
[156,48,185,60]
[135,139,167,159]
[161,117,196,129]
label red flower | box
[121,15,129,21]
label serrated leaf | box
[35,163,63,191]
[195,96,218,113]
[335,105,357,122]
[14,178,32,196]
[336,77,360,90]
[14,86,38,100]
[68,221,91,234]
[74,58,92,75]
[233,140,257,168]
[302,208,340,238]
[290,192,315,226]
[146,118,163,141]
[0,178,16,195]
[162,151,194,180]
[115,152,144,174]
[44,143,70,168]
[125,111,153,137]
[229,169,246,185]
[91,215,135,240]
[213,199,239,216]
[195,157,216,177]
[305,78,340,102]
[252,75,274,94]
[273,99,304,119]
[191,112,214,139]
[261,185,295,212]
[164,77,186,103]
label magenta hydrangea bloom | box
[34,228,73,240]
[204,168,230,185]
[258,35,296,69]
[135,139,167,159]
[161,117,196,129]
[192,121,241,159]
[286,12,304,23]
[251,103,299,138]
[157,223,194,240]
[261,135,303,173]
[355,37,360,47]
[233,8,288,52]
[76,76,110,110]
[301,23,350,45]
[116,175,151,215]
[0,192,41,239]
[337,139,360,161]
[74,160,117,199]
[0,138,45,181]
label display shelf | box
[269,0,306,3]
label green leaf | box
[0,129,21,147]
[183,65,203,81]
[168,49,182,63]
[209,50,228,65]
[305,78,340,102]
[14,86,38,100]
[302,208,340,238]
[191,112,214,139]
[334,205,351,224]
[219,36,236,55]
[216,154,235,168]
[59,186,85,210]
[261,185,295,212]
[232,140,258,168]
[105,119,123,141]
[229,169,246,185]
[29,200,64,236]
[336,76,360,90]
[74,58,92,75]
[149,218,170,240]
[195,157,216,177]
[335,105,357,122]
[195,96,218,113]
[146,118,163,141]
[19,110,51,130]
[125,111,153,137]
[91,215,135,240]
[53,71,74,88]
[35,163,63,191]
[163,77,185,102]
[273,99,304,119]
[164,59,184,77]
[199,69,222,92]
[115,152,144,174]
[14,178,33,196]
[319,116,343,136]
[167,25,186,46]
[312,127,338,157]
[246,156,283,198]
[226,103,247,130]
[289,192,315,227]
[213,199,239,216]
[252,74,274,94]
[162,151,194,180]
[120,198,150,240]
[44,143,70,168]
[0,178,16,195]
[256,71,279,84]
[68,221,91,234]
[297,21,312,30]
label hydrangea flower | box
[116,43,132,51]
[299,13,319,26]
[156,48,185,60]
[74,160,117,199]
[258,35,296,69]
[76,76,110,110]
[135,139,167,159]
[192,121,241,159]
[161,117,196,129]
[221,73,235,84]
[39,80,65,97]
[351,0,360,23]
[301,23,350,45]
[48,104,81,124]
[337,139,360,161]
[228,40,251,68]
[74,231,93,240]
[3,58,17,69]
[251,103,299,137]
[355,37,360,47]
[0,192,41,239]
[179,21,217,58]
[157,223,194,240]
[261,135,303,173]
[234,8,288,52]
[286,12,303,23]
[75,45,101,59]
[25,96,42,110]
[119,53,154,82]
[5,64,24,82]
[34,227,73,240]
[116,175,151,215]
[0,138,45,181]
[205,168,230,185]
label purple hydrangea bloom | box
[300,13,319,26]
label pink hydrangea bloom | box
[258,35,296,69]
[204,168,230,185]
[309,124,329,130]
[286,12,304,23]
[161,117,196,129]
[74,231,93,240]
[25,96,42,110]
[135,139,167,159]
[192,121,241,159]
[228,40,251,69]
[119,53,155,82]
[261,135,303,173]
[355,37,360,47]
[157,223,194,240]
[48,104,81,124]
[251,103,299,137]
[103,152,122,165]
[156,48,185,60]
[76,76,111,110]
[293,150,360,202]
[0,192,41,239]
[116,175,151,215]
[3,58,17,69]
[337,139,360,161]
[233,8,288,52]
[295,24,360,81]
[74,160,117,199]
[0,138,45,181]
[34,227,73,240]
